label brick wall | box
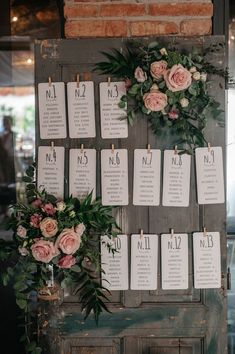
[64,0,213,38]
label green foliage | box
[94,40,226,153]
[1,167,120,352]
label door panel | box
[35,36,226,353]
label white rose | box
[193,71,201,81]
[200,72,207,82]
[56,201,66,212]
[160,48,168,56]
[189,66,197,73]
[180,97,189,108]
[17,225,27,238]
[18,247,29,256]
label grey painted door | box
[34,37,227,354]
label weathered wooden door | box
[34,37,227,354]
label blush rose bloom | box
[143,91,168,112]
[31,198,42,208]
[168,109,179,120]
[58,255,76,269]
[134,66,147,83]
[17,225,27,238]
[150,60,168,80]
[42,203,56,216]
[18,246,29,256]
[55,228,81,255]
[40,217,58,238]
[31,239,59,263]
[30,213,42,228]
[164,64,192,92]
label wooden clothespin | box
[147,144,151,154]
[108,77,111,87]
[76,73,80,88]
[81,144,84,153]
[50,141,54,150]
[140,229,144,240]
[171,228,174,238]
[174,145,178,155]
[111,144,115,154]
[203,226,207,237]
[48,76,52,87]
[208,142,211,152]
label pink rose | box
[55,228,81,255]
[40,217,58,238]
[150,60,168,80]
[143,91,168,112]
[31,198,42,208]
[58,255,76,269]
[168,109,179,120]
[18,246,29,256]
[31,239,59,263]
[17,225,27,238]
[75,223,85,237]
[134,67,147,83]
[164,64,192,92]
[30,213,42,228]
[42,203,56,216]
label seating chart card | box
[38,82,67,139]
[67,81,96,138]
[162,150,191,207]
[101,234,129,290]
[131,234,158,290]
[99,81,128,138]
[161,233,188,290]
[195,147,225,204]
[69,148,96,200]
[37,146,65,199]
[193,232,221,289]
[101,149,128,206]
[133,149,161,206]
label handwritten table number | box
[133,149,161,206]
[195,147,225,204]
[101,149,128,206]
[101,234,129,290]
[130,234,158,290]
[37,146,65,199]
[38,82,67,139]
[67,81,96,138]
[162,150,191,207]
[99,81,128,138]
[69,149,96,200]
[193,232,221,289]
[161,233,188,290]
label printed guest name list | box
[38,82,67,139]
[101,149,128,206]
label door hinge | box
[227,267,231,290]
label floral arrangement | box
[95,40,225,153]
[0,164,119,353]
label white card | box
[131,234,158,290]
[37,146,65,199]
[99,81,128,138]
[38,82,67,139]
[161,233,188,290]
[101,149,128,206]
[193,232,221,289]
[162,150,191,207]
[101,234,129,290]
[69,149,96,200]
[195,147,225,204]
[133,149,161,206]
[67,81,96,138]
